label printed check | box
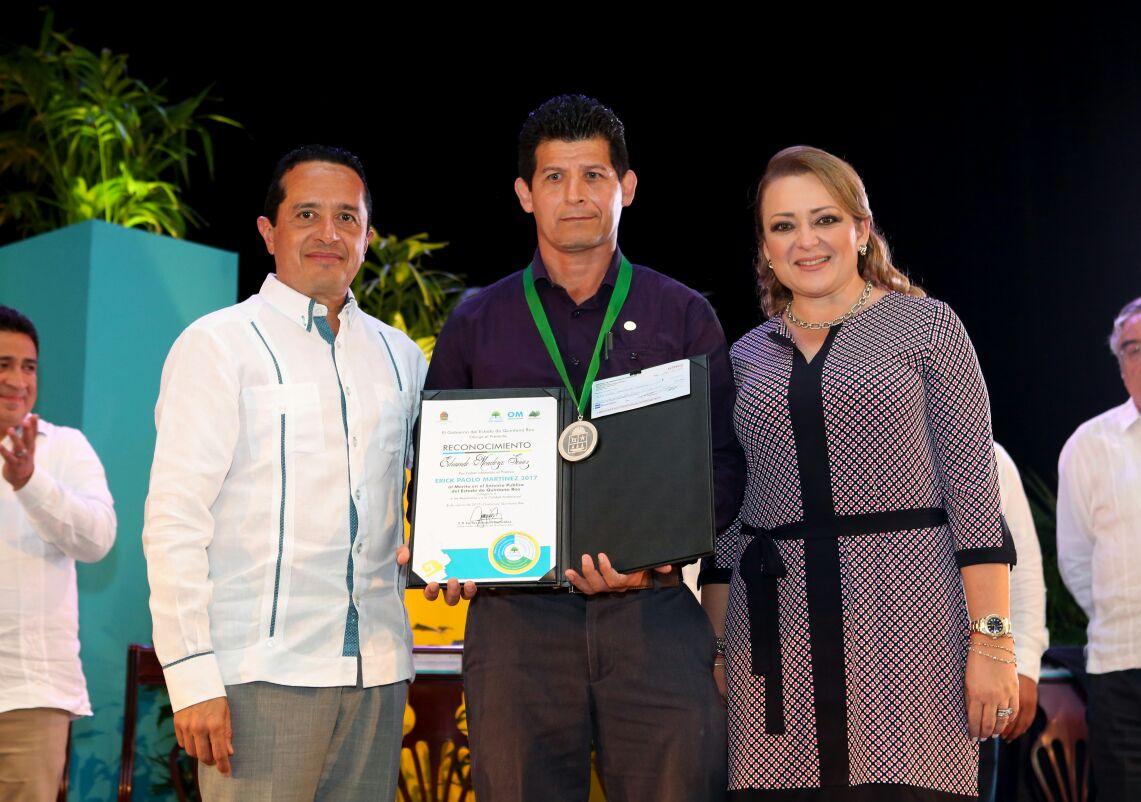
[589,358,691,419]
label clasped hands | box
[396,545,671,604]
[0,413,37,490]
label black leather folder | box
[565,353,714,575]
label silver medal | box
[558,419,599,462]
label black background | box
[5,6,1141,487]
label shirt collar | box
[1115,397,1141,432]
[259,273,358,333]
[530,247,622,291]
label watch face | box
[985,615,1005,635]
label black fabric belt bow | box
[738,507,949,735]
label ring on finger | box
[996,707,1014,719]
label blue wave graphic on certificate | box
[444,531,552,579]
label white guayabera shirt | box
[0,421,116,717]
[143,274,426,712]
[1057,398,1141,675]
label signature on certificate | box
[469,507,505,525]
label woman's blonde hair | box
[754,146,924,317]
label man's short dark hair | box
[0,306,38,352]
[263,145,373,226]
[518,95,629,186]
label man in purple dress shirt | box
[405,95,744,801]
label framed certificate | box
[407,356,716,589]
[408,388,569,588]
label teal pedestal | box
[0,221,238,800]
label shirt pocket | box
[241,383,327,462]
[373,383,412,463]
[614,346,678,373]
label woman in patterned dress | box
[700,146,1019,801]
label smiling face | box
[0,331,37,432]
[256,161,372,306]
[514,137,637,256]
[760,172,870,305]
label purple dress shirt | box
[424,248,745,534]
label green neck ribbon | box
[522,255,633,419]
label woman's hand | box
[965,637,1019,740]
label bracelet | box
[968,647,1017,665]
[714,637,727,658]
[972,634,1017,647]
[713,659,725,670]
[973,642,1016,655]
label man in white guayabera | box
[0,305,116,802]
[143,146,425,801]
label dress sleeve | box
[698,517,742,587]
[922,301,1016,567]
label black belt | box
[739,507,948,734]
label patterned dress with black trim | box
[712,293,1016,801]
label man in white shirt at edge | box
[143,146,426,801]
[1057,295,1141,800]
[975,443,1050,801]
[0,306,116,802]
[994,442,1049,742]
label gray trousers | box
[463,585,727,802]
[197,679,407,802]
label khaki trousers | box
[0,707,69,802]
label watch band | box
[970,614,1012,638]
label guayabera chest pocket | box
[241,382,327,462]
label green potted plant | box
[0,12,239,237]
[353,232,468,360]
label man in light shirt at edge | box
[143,146,426,801]
[993,443,1049,741]
[1057,296,1141,800]
[0,306,116,802]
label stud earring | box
[767,260,775,270]
[858,244,868,257]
